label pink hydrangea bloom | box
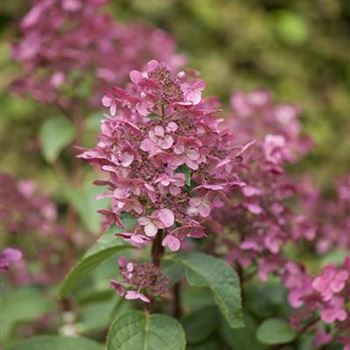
[79,60,243,251]
[11,0,185,109]
[0,174,74,286]
[229,90,312,160]
[211,89,318,282]
[298,173,350,253]
[312,329,333,348]
[0,248,22,272]
[263,134,291,165]
[284,257,350,347]
[312,264,349,301]
[319,296,347,323]
[0,174,61,236]
[180,80,206,105]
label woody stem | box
[173,282,182,318]
[151,230,165,267]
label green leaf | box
[8,335,103,350]
[321,249,349,266]
[77,288,114,304]
[80,299,118,333]
[106,310,186,350]
[2,287,52,341]
[162,260,185,285]
[245,281,289,319]
[59,216,135,297]
[256,318,297,345]
[39,116,75,163]
[220,312,265,350]
[64,183,108,234]
[181,305,218,344]
[85,112,103,131]
[186,335,222,350]
[171,252,243,328]
[182,286,214,312]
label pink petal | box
[242,186,261,197]
[162,235,181,252]
[144,221,158,237]
[240,240,259,251]
[157,208,175,227]
[198,202,211,217]
[159,135,173,150]
[118,256,127,268]
[131,235,149,244]
[110,280,125,296]
[186,227,206,238]
[126,262,134,272]
[110,102,117,116]
[139,293,151,303]
[189,197,201,206]
[167,122,178,132]
[181,80,206,105]
[312,276,326,292]
[97,209,124,228]
[102,95,112,107]
[174,144,184,154]
[170,186,181,196]
[140,139,155,152]
[3,248,22,263]
[120,153,134,167]
[154,126,164,137]
[194,184,225,191]
[186,158,199,170]
[125,291,150,303]
[136,100,149,116]
[186,149,200,160]
[246,203,263,215]
[129,70,143,84]
[147,59,159,72]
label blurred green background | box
[2,0,350,184]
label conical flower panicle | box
[79,60,244,252]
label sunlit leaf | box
[39,116,75,163]
[171,252,243,328]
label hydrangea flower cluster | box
[110,257,169,303]
[12,0,184,108]
[283,258,350,348]
[298,173,350,253]
[213,92,349,348]
[79,59,243,253]
[0,248,22,272]
[229,90,313,160]
[212,90,311,279]
[0,174,62,236]
[0,174,71,285]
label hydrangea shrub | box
[2,1,349,349]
